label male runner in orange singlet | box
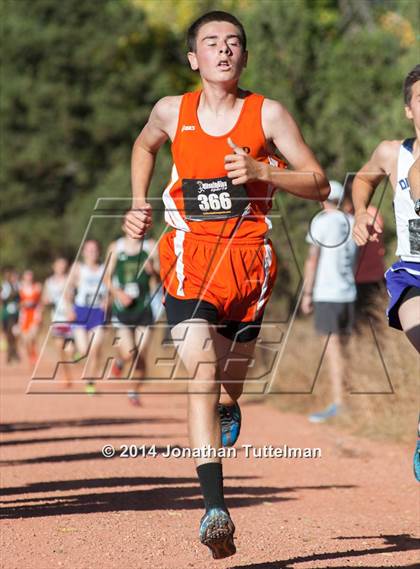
[124,11,330,559]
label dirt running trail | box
[1,359,419,569]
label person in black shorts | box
[302,181,357,422]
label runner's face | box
[83,241,100,264]
[405,80,420,130]
[23,270,33,284]
[3,269,11,279]
[53,258,68,276]
[188,21,247,83]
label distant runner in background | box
[66,239,107,394]
[1,267,20,363]
[18,270,42,366]
[302,180,357,422]
[43,257,73,387]
[142,234,165,323]
[106,235,160,406]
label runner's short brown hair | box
[187,11,247,53]
[403,64,420,106]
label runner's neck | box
[413,135,420,158]
[83,261,100,270]
[198,83,246,115]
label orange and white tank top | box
[163,90,278,241]
[19,283,41,309]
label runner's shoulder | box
[151,96,183,125]
[261,98,296,138]
[371,140,401,165]
[261,98,289,121]
[106,240,117,254]
[69,261,82,282]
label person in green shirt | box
[105,235,160,405]
[1,267,20,363]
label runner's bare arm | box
[64,263,80,319]
[104,242,132,308]
[408,155,420,201]
[64,263,79,302]
[145,257,160,280]
[262,100,330,200]
[352,140,397,246]
[224,99,329,200]
[145,238,160,270]
[41,281,51,307]
[35,282,44,322]
[301,244,320,315]
[103,242,117,293]
[125,97,181,239]
[143,241,161,291]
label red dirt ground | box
[1,359,419,569]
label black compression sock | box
[196,462,227,512]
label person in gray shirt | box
[301,180,357,422]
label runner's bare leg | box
[171,319,221,466]
[398,295,420,352]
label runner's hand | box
[115,289,133,308]
[301,294,313,315]
[124,203,152,239]
[352,210,383,246]
[224,137,265,185]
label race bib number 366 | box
[182,176,249,221]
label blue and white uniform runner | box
[44,275,73,338]
[73,264,107,331]
[385,137,420,329]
